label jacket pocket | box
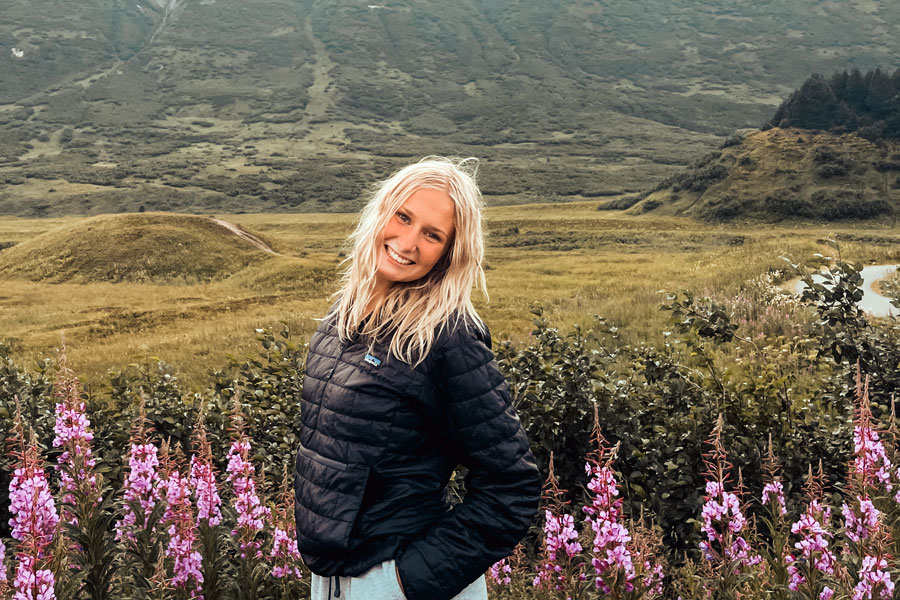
[293,442,371,554]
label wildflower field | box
[1,256,900,599]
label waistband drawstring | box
[334,575,341,597]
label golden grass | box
[1,203,898,389]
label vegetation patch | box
[0,212,272,284]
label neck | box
[366,277,392,317]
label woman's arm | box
[394,323,542,600]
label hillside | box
[1,0,899,215]
[0,212,274,283]
[629,128,900,221]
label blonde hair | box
[329,156,487,366]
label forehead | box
[400,187,455,231]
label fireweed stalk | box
[698,416,762,596]
[190,406,227,600]
[51,350,101,526]
[532,452,585,598]
[843,374,895,600]
[116,397,162,543]
[269,466,304,583]
[8,402,60,600]
[582,405,663,598]
[759,435,791,592]
[116,394,166,596]
[784,464,839,599]
[489,543,524,588]
[225,399,271,560]
[159,443,204,598]
[226,394,271,599]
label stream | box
[785,265,899,318]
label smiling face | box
[374,187,456,294]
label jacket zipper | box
[326,338,351,381]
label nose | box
[395,229,417,253]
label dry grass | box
[1,204,898,389]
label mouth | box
[385,245,415,266]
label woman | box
[293,157,542,600]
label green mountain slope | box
[1,0,899,215]
[0,212,272,282]
[630,128,900,221]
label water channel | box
[785,265,899,318]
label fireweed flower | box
[189,454,222,528]
[269,527,302,579]
[269,466,303,581]
[225,438,270,559]
[116,441,161,541]
[8,420,60,600]
[489,558,512,586]
[853,423,893,492]
[583,459,636,593]
[160,464,203,597]
[842,497,881,543]
[762,481,787,517]
[699,480,761,568]
[51,343,100,509]
[533,508,582,590]
[698,416,762,581]
[533,453,582,594]
[786,499,836,591]
[12,555,55,600]
[0,539,6,583]
[52,367,100,526]
[852,555,894,600]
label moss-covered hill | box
[630,128,900,221]
[0,212,274,283]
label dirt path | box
[210,218,278,255]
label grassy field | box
[1,204,899,389]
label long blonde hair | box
[330,156,487,366]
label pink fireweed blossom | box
[583,460,636,591]
[852,422,893,492]
[160,469,203,597]
[852,555,894,600]
[489,558,513,586]
[189,454,222,527]
[1,538,7,582]
[12,555,55,600]
[225,439,270,559]
[270,526,303,579]
[8,469,59,549]
[8,427,59,600]
[698,480,761,568]
[533,508,582,591]
[842,497,881,543]
[52,398,100,524]
[116,442,161,542]
[762,481,787,516]
[786,500,836,591]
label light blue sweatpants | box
[310,559,488,600]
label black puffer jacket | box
[293,311,541,600]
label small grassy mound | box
[632,128,900,222]
[0,212,273,283]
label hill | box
[629,128,900,221]
[1,0,899,215]
[0,212,274,283]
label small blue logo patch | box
[364,353,382,367]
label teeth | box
[387,246,412,265]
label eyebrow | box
[401,207,450,237]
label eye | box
[426,232,442,242]
[396,212,410,223]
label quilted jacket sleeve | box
[395,322,542,600]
